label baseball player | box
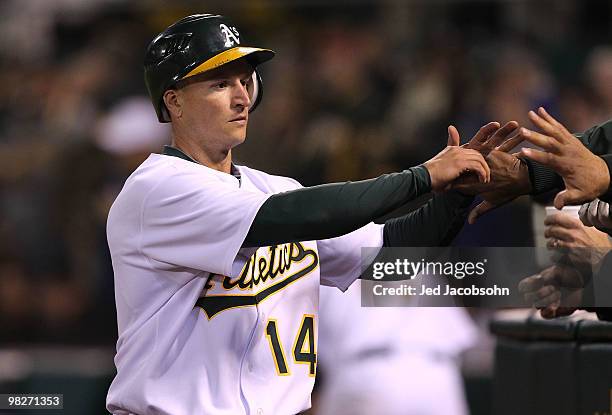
[105,14,515,415]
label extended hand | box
[520,107,611,209]
[545,212,612,270]
[518,265,584,319]
[450,121,532,223]
[458,120,523,156]
[579,199,612,231]
[423,126,491,192]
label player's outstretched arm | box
[382,121,521,247]
[243,133,490,247]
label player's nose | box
[232,80,251,110]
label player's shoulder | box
[114,154,234,206]
[237,165,303,192]
[128,153,231,187]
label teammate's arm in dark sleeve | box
[524,119,612,200]
[243,166,432,247]
[383,191,473,247]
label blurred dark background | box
[0,0,610,413]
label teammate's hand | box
[519,107,611,209]
[579,199,612,231]
[449,120,531,223]
[545,212,612,271]
[454,150,532,223]
[459,120,522,156]
[423,127,490,192]
[518,265,583,319]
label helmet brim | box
[181,46,275,80]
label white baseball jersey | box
[105,153,383,415]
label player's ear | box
[163,89,182,120]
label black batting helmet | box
[144,14,275,123]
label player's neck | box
[171,137,232,174]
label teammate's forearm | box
[243,166,431,247]
[382,191,473,247]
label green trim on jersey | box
[162,145,198,163]
[161,145,242,181]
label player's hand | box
[518,265,583,319]
[519,107,611,209]
[423,127,490,192]
[545,212,612,270]
[579,199,612,230]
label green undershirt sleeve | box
[243,166,432,247]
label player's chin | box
[227,129,247,146]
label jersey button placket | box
[250,311,264,374]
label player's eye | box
[240,77,251,87]
[212,81,228,89]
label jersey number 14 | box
[265,314,316,377]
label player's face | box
[177,59,254,149]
